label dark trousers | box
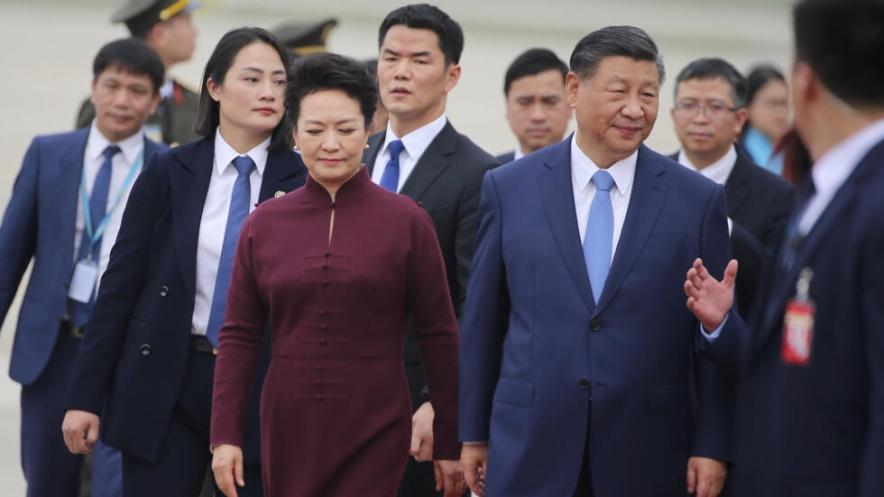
[121,348,262,497]
[21,330,121,497]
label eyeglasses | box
[673,100,738,119]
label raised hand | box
[685,258,738,331]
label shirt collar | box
[811,117,884,197]
[214,127,269,177]
[677,144,737,185]
[86,120,145,164]
[382,114,448,162]
[513,144,525,161]
[160,79,174,99]
[570,133,637,197]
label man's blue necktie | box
[584,170,615,304]
[69,145,119,326]
[380,139,405,192]
[206,155,255,347]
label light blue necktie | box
[584,170,615,304]
[206,155,255,347]
[69,145,119,326]
[379,139,405,192]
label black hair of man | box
[674,57,747,108]
[503,48,568,96]
[286,53,378,130]
[194,27,293,151]
[745,64,785,107]
[569,25,665,84]
[794,0,884,108]
[93,38,165,94]
[378,4,464,65]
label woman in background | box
[740,64,790,175]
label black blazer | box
[669,148,795,317]
[364,121,498,408]
[67,136,306,464]
[495,151,515,164]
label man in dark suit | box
[686,1,884,496]
[364,5,498,496]
[460,26,737,497]
[76,0,200,147]
[497,48,572,164]
[668,57,795,318]
[0,39,164,497]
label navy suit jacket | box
[66,136,306,464]
[460,138,738,497]
[0,128,164,385]
[709,138,884,497]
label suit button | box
[578,379,590,390]
[590,320,601,332]
[159,285,169,297]
[140,344,152,356]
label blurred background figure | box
[0,38,164,497]
[740,64,789,175]
[364,58,390,135]
[271,17,337,57]
[75,0,201,147]
[498,47,572,163]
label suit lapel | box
[258,149,306,202]
[539,138,595,314]
[363,132,385,177]
[169,138,214,298]
[593,145,667,315]
[724,150,753,219]
[399,122,457,200]
[57,129,91,272]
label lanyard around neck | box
[79,150,144,251]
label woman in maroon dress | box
[210,53,464,497]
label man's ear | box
[565,71,580,109]
[443,63,462,94]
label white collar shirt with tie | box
[371,113,448,192]
[191,128,269,337]
[75,121,146,285]
[571,134,638,261]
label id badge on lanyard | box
[781,268,815,366]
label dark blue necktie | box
[778,178,816,274]
[206,156,255,347]
[69,145,120,326]
[584,170,615,303]
[380,139,405,192]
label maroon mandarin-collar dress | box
[210,167,460,496]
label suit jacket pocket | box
[645,385,689,413]
[493,377,534,407]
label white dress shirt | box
[513,144,525,161]
[191,129,269,337]
[73,121,146,291]
[371,114,448,191]
[571,134,637,259]
[677,145,737,234]
[797,118,884,235]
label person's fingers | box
[410,432,422,457]
[434,462,443,492]
[84,421,99,451]
[417,440,433,462]
[214,463,234,497]
[463,459,479,495]
[687,462,697,494]
[696,262,711,281]
[696,472,712,497]
[235,453,245,488]
[723,259,739,288]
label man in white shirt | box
[0,38,164,497]
[669,57,795,317]
[460,25,735,497]
[685,1,884,496]
[364,5,498,497]
[497,48,573,164]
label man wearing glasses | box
[670,58,795,318]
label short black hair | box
[745,64,785,106]
[793,0,884,107]
[674,57,747,108]
[286,53,378,130]
[570,25,665,84]
[194,27,293,151]
[378,4,464,65]
[504,48,568,96]
[92,38,165,94]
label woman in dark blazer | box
[61,27,306,497]
[209,53,464,497]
